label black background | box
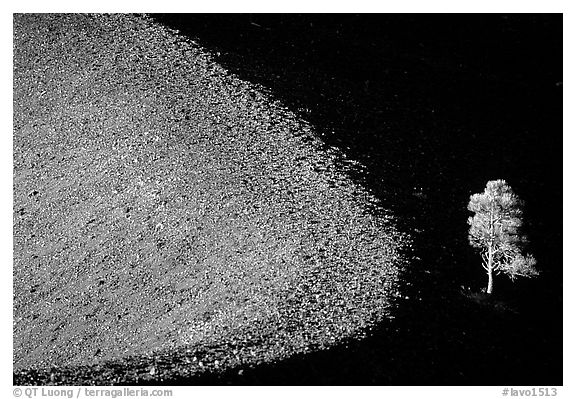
[152,14,562,385]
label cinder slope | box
[13,14,406,382]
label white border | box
[3,2,570,397]
[0,0,570,14]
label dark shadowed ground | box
[150,14,563,385]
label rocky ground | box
[13,14,409,385]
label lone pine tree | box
[467,180,538,294]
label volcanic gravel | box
[13,14,408,384]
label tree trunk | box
[486,248,494,294]
[487,268,494,294]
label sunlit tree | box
[467,180,538,294]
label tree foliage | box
[467,180,538,293]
